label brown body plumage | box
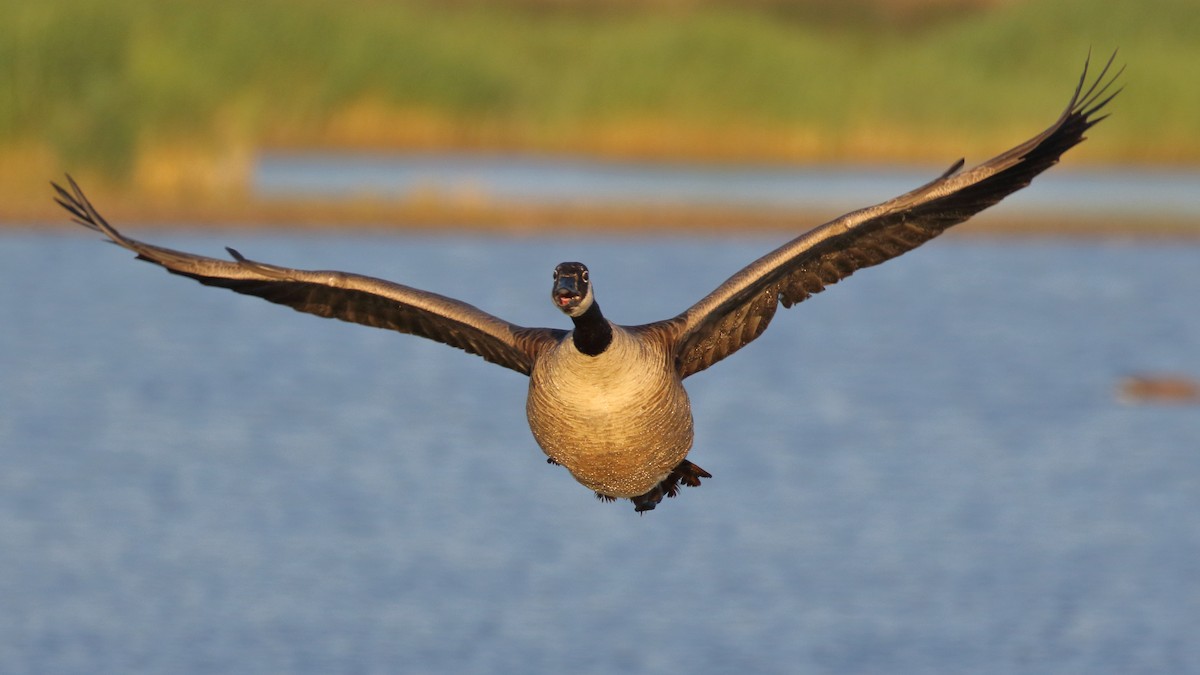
[527,323,694,498]
[54,55,1119,512]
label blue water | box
[256,152,1200,219]
[2,232,1199,674]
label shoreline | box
[10,193,1197,240]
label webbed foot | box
[627,459,712,512]
[631,484,664,512]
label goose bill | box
[553,280,584,311]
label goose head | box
[551,262,594,318]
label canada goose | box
[54,55,1119,512]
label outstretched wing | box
[653,53,1121,379]
[53,177,562,375]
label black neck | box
[570,302,612,356]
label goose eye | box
[581,270,589,282]
[553,269,559,280]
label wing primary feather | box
[939,158,966,179]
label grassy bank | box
[3,0,1197,223]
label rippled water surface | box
[2,232,1198,674]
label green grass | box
[2,0,1197,186]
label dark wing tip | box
[51,175,92,228]
[1072,50,1123,119]
[1007,51,1121,168]
[51,173,119,238]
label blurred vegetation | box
[1,0,1197,200]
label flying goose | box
[54,55,1119,512]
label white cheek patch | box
[568,285,594,317]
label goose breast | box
[526,325,693,497]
